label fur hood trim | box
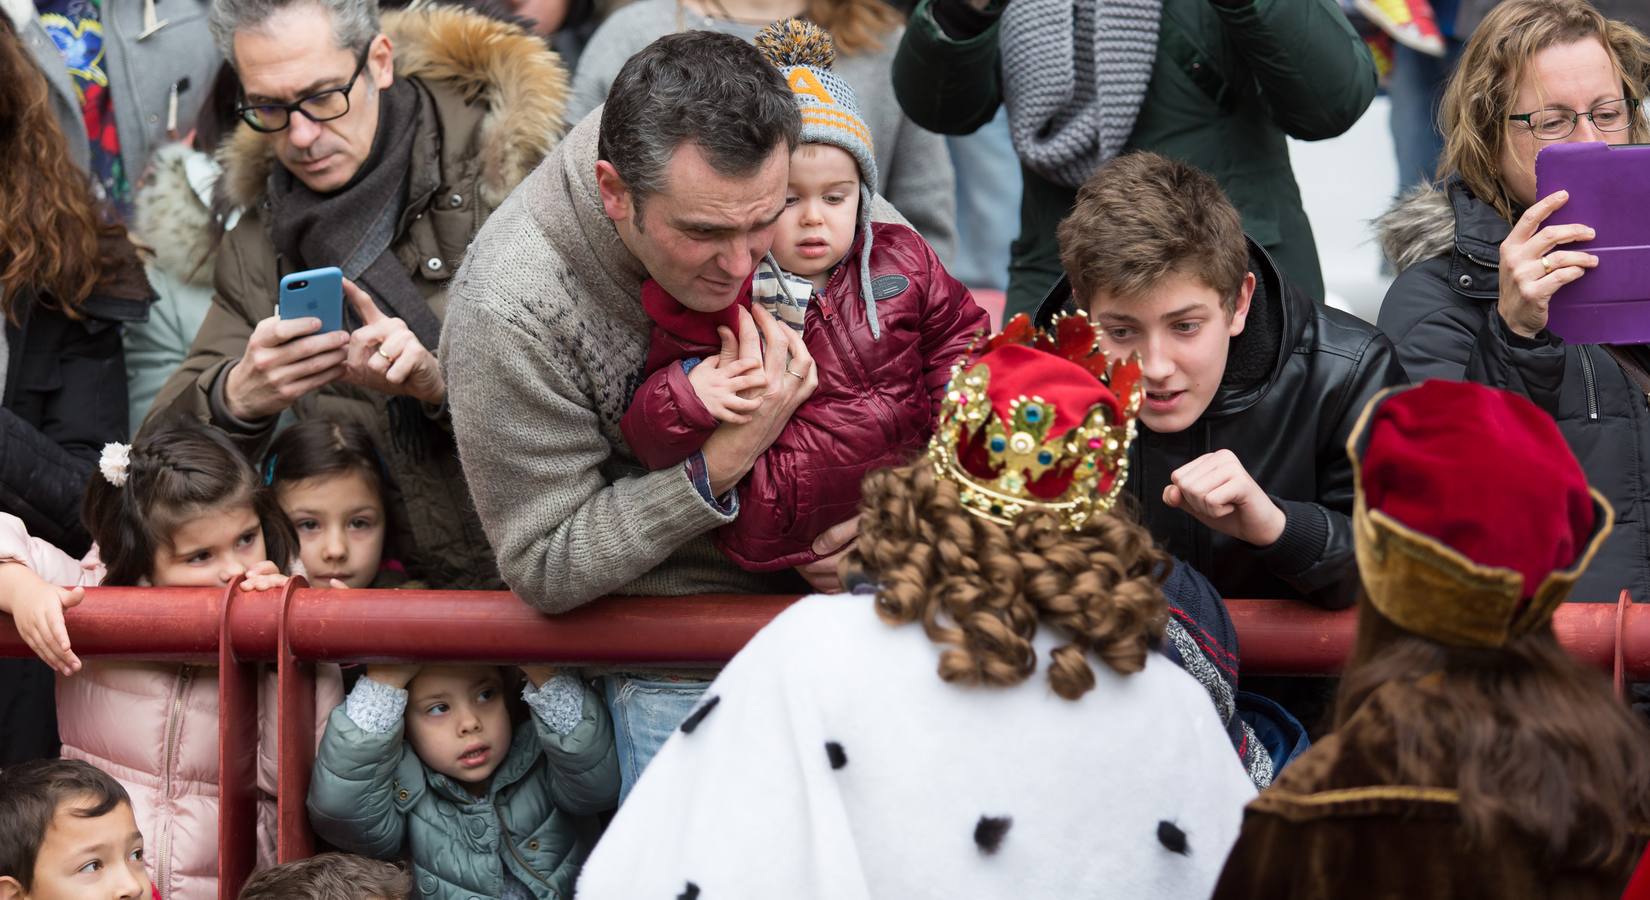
[1375,185,1456,275]
[133,144,221,287]
[219,4,568,210]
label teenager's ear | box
[1226,272,1257,338]
[0,875,26,900]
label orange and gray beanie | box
[755,18,883,338]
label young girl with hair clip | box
[577,316,1257,899]
[0,418,341,900]
[265,418,409,590]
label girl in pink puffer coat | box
[0,420,340,900]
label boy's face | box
[772,143,861,284]
[1,799,148,900]
[405,666,512,796]
[1087,270,1255,434]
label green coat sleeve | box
[1211,0,1377,140]
[306,703,421,858]
[891,0,1005,136]
[533,679,621,816]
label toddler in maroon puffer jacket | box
[619,19,987,574]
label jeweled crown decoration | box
[929,313,1144,530]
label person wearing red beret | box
[1212,379,1650,899]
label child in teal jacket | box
[308,664,619,900]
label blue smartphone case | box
[278,267,345,333]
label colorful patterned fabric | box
[36,0,130,214]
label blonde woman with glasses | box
[1375,0,1650,608]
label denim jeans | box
[1388,40,1465,193]
[601,673,712,804]
[946,108,1022,291]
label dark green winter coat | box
[892,0,1377,317]
[307,679,619,900]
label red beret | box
[1360,380,1595,599]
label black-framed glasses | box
[236,44,373,133]
[1507,98,1638,141]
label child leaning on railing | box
[307,661,619,899]
[0,418,341,900]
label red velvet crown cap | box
[1360,380,1595,599]
[977,344,1123,437]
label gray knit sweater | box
[442,112,908,613]
[565,0,958,266]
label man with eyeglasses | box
[144,0,571,589]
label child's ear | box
[0,875,27,900]
[1226,272,1257,338]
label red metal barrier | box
[0,587,1643,899]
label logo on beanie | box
[787,69,835,105]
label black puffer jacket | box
[1040,241,1406,609]
[1376,178,1649,604]
[2,286,148,557]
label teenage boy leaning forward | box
[1041,152,1406,611]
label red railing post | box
[217,577,260,900]
[276,577,318,860]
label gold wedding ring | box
[785,367,804,380]
[1541,255,1554,274]
[377,346,395,360]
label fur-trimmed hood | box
[132,144,224,288]
[218,3,568,210]
[1376,185,1457,275]
[1376,178,1516,278]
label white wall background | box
[1288,96,1401,325]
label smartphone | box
[278,267,345,334]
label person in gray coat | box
[1,0,221,218]
[308,663,620,900]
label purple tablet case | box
[1535,142,1650,345]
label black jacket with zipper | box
[1377,178,1649,604]
[2,288,148,557]
[1040,240,1406,609]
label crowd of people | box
[0,0,1648,894]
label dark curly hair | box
[844,458,1168,701]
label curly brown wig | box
[844,458,1169,701]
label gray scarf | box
[999,0,1163,188]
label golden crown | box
[929,314,1144,530]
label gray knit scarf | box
[999,0,1163,188]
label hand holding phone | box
[221,268,352,421]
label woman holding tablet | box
[1375,0,1650,606]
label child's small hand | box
[365,663,422,689]
[688,353,767,424]
[0,563,84,676]
[237,560,290,593]
[519,664,559,687]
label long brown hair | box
[844,459,1169,701]
[1335,601,1650,872]
[0,17,126,325]
[805,0,902,56]
[1439,0,1650,221]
